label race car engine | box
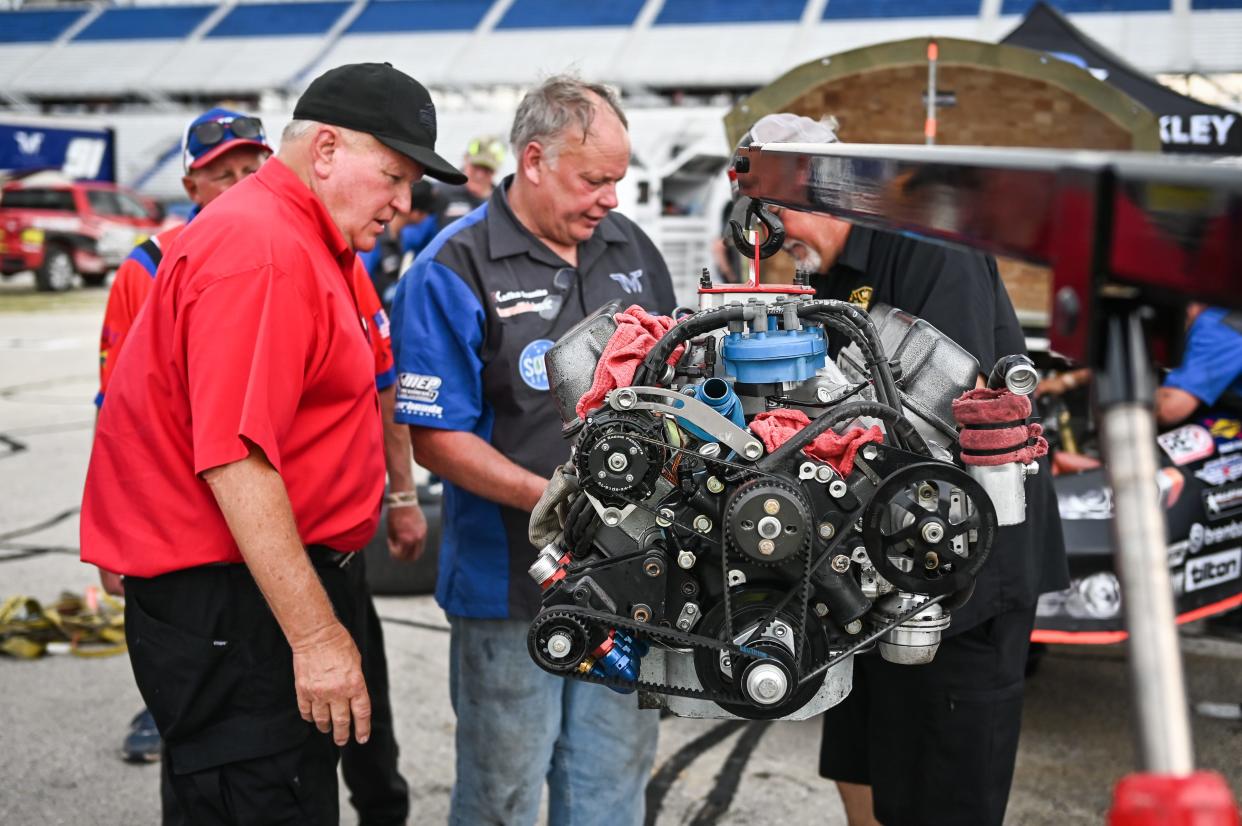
[526,281,1035,721]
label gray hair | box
[510,75,628,165]
[281,119,319,143]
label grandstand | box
[2,0,1238,300]
[0,0,1239,104]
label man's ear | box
[309,126,341,179]
[519,141,544,186]
[181,174,198,202]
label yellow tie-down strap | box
[0,589,127,659]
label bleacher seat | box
[655,0,808,25]
[75,6,215,41]
[824,0,983,19]
[0,9,86,43]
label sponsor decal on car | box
[519,339,554,391]
[1184,547,1242,593]
[1204,482,1242,521]
[1187,519,1242,554]
[1158,424,1216,466]
[1194,454,1242,486]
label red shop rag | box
[576,305,686,420]
[951,387,1048,466]
[749,409,884,476]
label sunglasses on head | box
[191,116,265,148]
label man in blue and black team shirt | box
[745,114,1068,826]
[390,76,675,826]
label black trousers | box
[153,555,409,826]
[128,554,407,825]
[819,604,1037,826]
[340,555,410,826]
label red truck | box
[0,175,162,292]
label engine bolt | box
[629,446,639,456]
[816,386,832,403]
[547,633,571,658]
[815,465,833,484]
[677,550,697,569]
[743,443,763,460]
[656,508,674,527]
[815,602,829,617]
[757,516,781,539]
[693,515,712,533]
[632,604,652,622]
[624,474,634,483]
[851,546,868,563]
[763,498,781,515]
[601,443,611,452]
[918,483,937,503]
[845,620,863,635]
[643,557,663,577]
[758,539,776,556]
[921,522,945,543]
[699,442,721,458]
[924,552,940,570]
[597,471,606,479]
[862,445,878,461]
[828,480,848,499]
[831,554,851,573]
[818,522,835,541]
[773,624,787,636]
[706,476,724,494]
[607,453,629,472]
[720,655,732,669]
[685,604,697,614]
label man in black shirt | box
[748,114,1068,826]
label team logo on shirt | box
[609,269,645,295]
[519,339,554,391]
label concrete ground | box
[1,275,1239,825]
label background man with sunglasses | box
[81,64,459,823]
[391,75,675,826]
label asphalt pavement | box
[1,275,1239,825]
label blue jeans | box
[448,616,659,826]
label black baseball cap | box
[294,62,466,185]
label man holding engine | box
[740,113,1068,826]
[390,75,675,826]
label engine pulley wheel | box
[692,588,827,720]
[528,612,592,674]
[724,478,811,566]
[860,463,997,597]
[574,412,666,507]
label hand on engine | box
[291,621,371,746]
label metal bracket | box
[607,386,764,461]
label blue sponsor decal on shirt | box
[519,339,554,391]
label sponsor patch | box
[1204,482,1242,521]
[1185,547,1242,593]
[395,400,443,419]
[373,309,390,340]
[397,373,441,404]
[1167,539,1189,568]
[1195,454,1242,486]
[518,339,554,391]
[494,288,558,319]
[1157,424,1215,466]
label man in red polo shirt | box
[81,63,464,823]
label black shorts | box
[819,604,1036,826]
[125,556,359,824]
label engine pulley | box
[574,411,666,507]
[528,612,593,674]
[861,463,997,596]
[724,478,812,566]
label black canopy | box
[1002,1,1241,155]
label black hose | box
[634,304,749,386]
[757,400,929,473]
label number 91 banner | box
[0,120,116,182]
